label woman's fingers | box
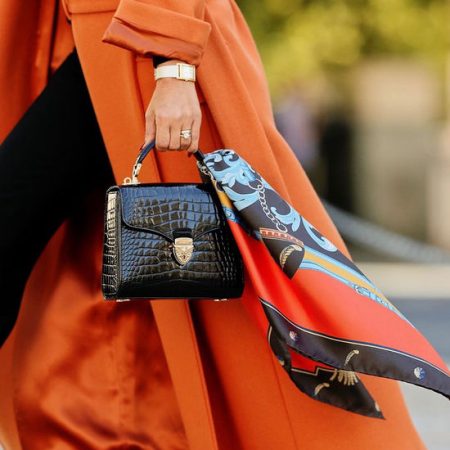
[146,75,202,152]
[179,122,193,150]
[187,114,201,153]
[155,115,171,151]
[144,110,156,147]
[168,123,186,151]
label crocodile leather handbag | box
[101,141,244,301]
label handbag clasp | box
[173,237,194,265]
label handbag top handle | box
[124,140,206,185]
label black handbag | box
[101,141,244,301]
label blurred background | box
[238,0,450,448]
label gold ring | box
[180,129,192,139]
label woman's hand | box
[144,60,201,153]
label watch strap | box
[154,63,196,82]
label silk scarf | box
[200,149,450,418]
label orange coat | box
[0,1,425,449]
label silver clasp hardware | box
[197,162,214,182]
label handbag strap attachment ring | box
[123,140,208,185]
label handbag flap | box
[117,183,225,241]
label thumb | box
[144,110,156,147]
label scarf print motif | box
[201,149,450,418]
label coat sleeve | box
[101,0,211,65]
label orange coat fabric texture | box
[0,1,426,449]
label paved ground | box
[354,264,450,449]
[386,299,450,450]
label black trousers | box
[0,49,114,346]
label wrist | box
[155,77,195,87]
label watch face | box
[178,64,196,81]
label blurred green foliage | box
[237,0,449,96]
